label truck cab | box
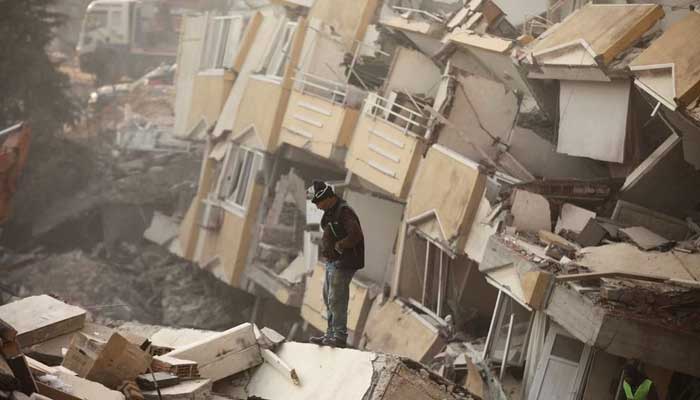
[77,0,181,82]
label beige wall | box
[346,114,426,199]
[233,77,285,151]
[309,0,379,44]
[405,145,486,249]
[280,90,359,159]
[187,73,233,131]
[195,182,265,287]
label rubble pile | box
[2,244,253,331]
[0,296,472,400]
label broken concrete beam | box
[62,333,152,389]
[151,355,199,379]
[0,296,86,348]
[142,378,211,400]
[165,323,262,381]
[520,271,554,310]
[509,189,551,232]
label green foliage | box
[0,0,77,137]
[624,379,653,400]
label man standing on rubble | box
[307,181,364,348]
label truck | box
[0,122,31,226]
[76,0,225,82]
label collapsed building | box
[163,0,700,397]
[4,0,700,399]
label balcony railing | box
[362,92,431,138]
[293,71,350,106]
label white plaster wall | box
[557,79,631,163]
[345,190,404,285]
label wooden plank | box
[0,295,86,347]
[166,323,262,381]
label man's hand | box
[334,242,343,255]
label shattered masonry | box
[3,0,700,399]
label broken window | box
[201,16,247,70]
[218,145,262,211]
[420,240,451,318]
[485,291,532,367]
[265,21,297,78]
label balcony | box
[279,72,360,161]
[345,92,431,199]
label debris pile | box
[0,295,473,400]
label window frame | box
[266,21,298,78]
[200,15,246,71]
[215,144,262,215]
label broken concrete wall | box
[309,0,379,44]
[436,72,610,180]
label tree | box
[0,0,77,137]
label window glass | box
[85,10,108,32]
[234,151,255,206]
[551,335,584,363]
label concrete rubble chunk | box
[165,323,262,382]
[0,295,86,348]
[509,189,551,233]
[143,212,180,246]
[555,203,596,234]
[62,332,152,390]
[620,226,673,251]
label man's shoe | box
[322,336,347,348]
[309,335,326,345]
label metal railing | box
[293,70,350,106]
[392,6,445,23]
[362,92,430,137]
